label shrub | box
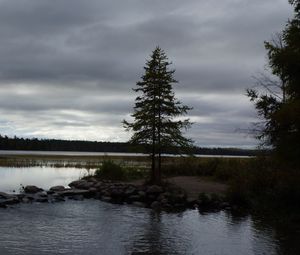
[94,160,125,181]
[94,160,148,181]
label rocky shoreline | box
[0,177,231,212]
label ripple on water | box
[0,200,281,255]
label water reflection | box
[0,166,298,255]
[0,201,283,255]
[0,167,93,192]
[251,210,300,255]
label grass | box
[2,153,299,210]
[94,160,147,181]
[161,156,300,210]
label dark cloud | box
[0,0,293,147]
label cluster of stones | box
[0,177,230,212]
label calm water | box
[0,166,298,255]
[0,150,251,158]
[0,166,93,193]
[0,200,279,255]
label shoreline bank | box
[0,176,231,213]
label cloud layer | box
[0,0,292,147]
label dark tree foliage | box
[0,135,259,156]
[123,47,193,184]
[247,0,300,165]
[0,135,133,152]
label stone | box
[68,180,93,190]
[0,192,14,199]
[36,191,48,198]
[162,203,173,211]
[138,191,146,197]
[110,189,124,198]
[146,185,163,194]
[24,185,43,194]
[58,189,91,198]
[69,195,84,201]
[150,201,161,210]
[0,198,19,205]
[132,202,146,208]
[124,186,137,196]
[0,203,7,208]
[88,187,98,194]
[170,193,186,204]
[94,182,103,188]
[101,196,112,202]
[22,197,31,203]
[51,194,65,202]
[127,195,142,203]
[50,186,65,192]
[35,197,48,203]
[161,198,169,205]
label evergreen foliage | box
[0,135,258,156]
[247,0,300,166]
[123,47,193,183]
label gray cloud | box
[0,0,293,147]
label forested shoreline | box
[0,135,259,156]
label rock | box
[170,193,186,204]
[150,201,161,210]
[35,197,48,203]
[198,192,210,206]
[69,195,84,201]
[138,191,146,197]
[50,186,65,192]
[127,195,142,203]
[68,180,93,190]
[86,177,98,183]
[0,192,14,199]
[161,198,169,205]
[174,203,185,209]
[124,186,137,196]
[88,187,98,194]
[110,189,124,199]
[24,185,43,194]
[58,189,91,198]
[94,182,104,189]
[22,197,31,203]
[0,203,7,208]
[0,198,19,205]
[162,203,173,211]
[36,191,48,198]
[51,194,65,202]
[186,198,198,208]
[147,195,157,201]
[24,194,36,201]
[132,202,146,208]
[146,185,163,195]
[220,202,230,209]
[101,196,112,202]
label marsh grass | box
[94,160,147,181]
[2,154,299,210]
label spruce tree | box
[247,0,300,165]
[123,47,193,184]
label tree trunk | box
[151,143,155,183]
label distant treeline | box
[0,135,260,156]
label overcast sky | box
[0,0,293,148]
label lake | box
[0,166,93,193]
[0,166,299,255]
[0,150,252,158]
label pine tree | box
[247,0,300,165]
[123,47,193,184]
